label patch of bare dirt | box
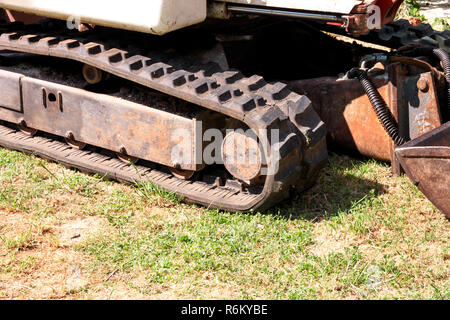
[56,216,105,246]
[309,226,356,257]
[0,209,111,299]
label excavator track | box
[370,19,450,52]
[0,122,265,210]
[0,22,328,212]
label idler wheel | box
[82,64,106,84]
[221,130,263,182]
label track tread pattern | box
[370,19,450,52]
[0,23,328,211]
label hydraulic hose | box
[349,68,407,146]
[432,48,450,121]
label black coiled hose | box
[432,48,450,121]
[349,68,407,146]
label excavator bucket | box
[396,122,450,218]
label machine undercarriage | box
[0,3,448,215]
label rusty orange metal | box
[289,63,443,163]
[396,122,450,218]
[0,68,207,171]
[290,74,396,161]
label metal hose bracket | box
[394,46,450,121]
[432,48,450,121]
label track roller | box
[65,131,86,150]
[82,64,107,84]
[169,168,195,180]
[17,119,37,136]
[116,147,139,164]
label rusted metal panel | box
[396,122,450,218]
[0,0,207,35]
[289,75,395,161]
[289,64,442,162]
[403,72,442,140]
[0,69,22,112]
[20,76,201,171]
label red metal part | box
[370,0,405,26]
[290,75,395,161]
[348,0,405,35]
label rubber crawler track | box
[369,19,450,52]
[0,23,328,212]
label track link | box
[0,23,328,212]
[370,19,450,52]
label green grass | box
[135,179,182,206]
[432,17,449,31]
[405,0,426,20]
[397,0,449,31]
[0,148,448,299]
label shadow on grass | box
[268,153,388,221]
